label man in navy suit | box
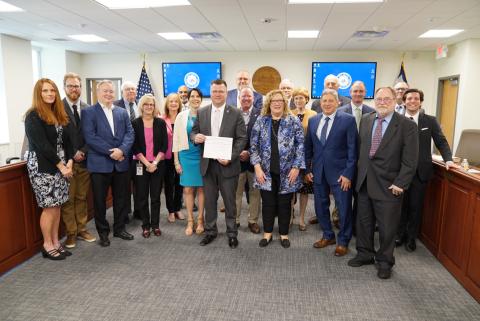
[82,80,135,247]
[226,70,263,110]
[305,89,358,257]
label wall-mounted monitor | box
[162,62,222,98]
[311,62,377,99]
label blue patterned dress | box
[179,114,203,187]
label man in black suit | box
[348,87,418,279]
[191,79,247,248]
[311,74,351,113]
[114,81,139,221]
[61,72,96,249]
[396,88,458,252]
[393,81,409,115]
[279,78,296,110]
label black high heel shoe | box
[57,245,72,257]
[41,247,66,260]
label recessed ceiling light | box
[288,30,319,38]
[68,34,108,42]
[419,29,464,38]
[94,0,191,9]
[0,0,24,12]
[158,32,193,40]
[289,0,383,3]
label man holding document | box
[191,79,247,248]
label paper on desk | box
[203,136,232,160]
[468,168,480,174]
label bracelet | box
[152,161,158,166]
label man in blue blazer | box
[226,70,263,110]
[82,80,135,247]
[305,89,358,257]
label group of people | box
[24,69,457,280]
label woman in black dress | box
[24,78,74,260]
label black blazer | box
[25,110,74,174]
[415,113,452,182]
[241,108,261,172]
[131,117,168,159]
[356,111,418,201]
[63,98,89,162]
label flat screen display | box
[162,62,222,97]
[311,62,377,99]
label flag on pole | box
[394,60,408,85]
[136,64,153,101]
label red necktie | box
[369,118,383,158]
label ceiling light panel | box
[0,0,24,12]
[158,32,193,40]
[418,29,464,38]
[94,0,191,9]
[68,34,108,42]
[288,30,319,38]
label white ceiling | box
[0,0,479,53]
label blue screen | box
[311,62,377,99]
[162,62,222,97]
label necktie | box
[128,102,136,122]
[212,108,221,136]
[369,118,383,158]
[319,116,330,145]
[72,104,80,126]
[354,107,361,129]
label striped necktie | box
[128,102,136,122]
[369,117,384,158]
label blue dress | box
[179,114,203,187]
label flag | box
[136,64,153,101]
[394,61,408,85]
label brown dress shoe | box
[309,217,319,225]
[65,235,76,248]
[78,230,96,243]
[332,218,340,229]
[248,222,261,234]
[334,245,348,256]
[220,207,226,213]
[313,238,336,248]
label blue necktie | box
[319,116,330,145]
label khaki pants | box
[61,163,91,235]
[235,171,260,224]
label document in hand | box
[203,136,233,160]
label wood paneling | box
[421,174,444,255]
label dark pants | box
[128,159,139,217]
[164,158,183,213]
[90,170,129,237]
[313,175,353,246]
[135,162,165,229]
[356,182,402,268]
[398,174,427,241]
[203,161,239,238]
[260,173,293,236]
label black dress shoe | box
[113,230,134,240]
[57,245,72,257]
[347,256,375,267]
[395,235,406,247]
[377,268,392,279]
[280,239,290,248]
[200,234,216,246]
[235,223,240,228]
[41,247,66,260]
[405,239,417,252]
[99,235,110,247]
[259,237,272,247]
[228,237,239,249]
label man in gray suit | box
[348,87,418,279]
[312,74,351,113]
[393,81,409,115]
[61,72,96,248]
[191,79,247,248]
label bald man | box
[279,79,296,110]
[226,70,263,110]
[312,74,351,113]
[393,82,409,115]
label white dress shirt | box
[66,98,81,119]
[211,103,226,137]
[405,111,419,125]
[100,103,115,135]
[316,111,337,140]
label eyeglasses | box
[66,85,81,89]
[395,88,408,91]
[374,97,394,103]
[271,99,285,104]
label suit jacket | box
[190,104,247,178]
[240,107,261,172]
[24,110,74,174]
[131,117,168,159]
[311,95,351,113]
[63,98,89,164]
[337,103,375,116]
[226,89,263,110]
[305,112,358,185]
[356,111,418,201]
[81,103,134,173]
[415,113,453,182]
[114,98,138,120]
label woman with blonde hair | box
[132,94,168,237]
[24,78,74,260]
[173,88,205,235]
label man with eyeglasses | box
[61,72,96,249]
[178,85,189,110]
[393,81,409,115]
[348,87,418,279]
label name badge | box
[136,162,143,176]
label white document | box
[203,136,233,160]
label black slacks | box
[260,173,293,236]
[163,158,183,213]
[135,162,165,229]
[398,174,428,241]
[90,170,130,236]
[355,181,402,268]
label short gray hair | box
[121,81,136,91]
[96,79,113,90]
[321,88,338,101]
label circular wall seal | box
[252,66,281,95]
[184,72,200,88]
[337,72,352,90]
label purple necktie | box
[369,118,383,158]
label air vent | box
[352,30,388,38]
[188,32,222,40]
[52,38,70,41]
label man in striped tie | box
[348,87,418,280]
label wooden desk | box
[421,160,480,303]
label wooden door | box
[437,78,459,148]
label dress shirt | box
[211,103,226,137]
[316,111,337,141]
[405,111,419,125]
[240,105,253,129]
[395,104,405,115]
[371,111,394,138]
[66,98,81,119]
[123,99,138,118]
[100,103,115,135]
